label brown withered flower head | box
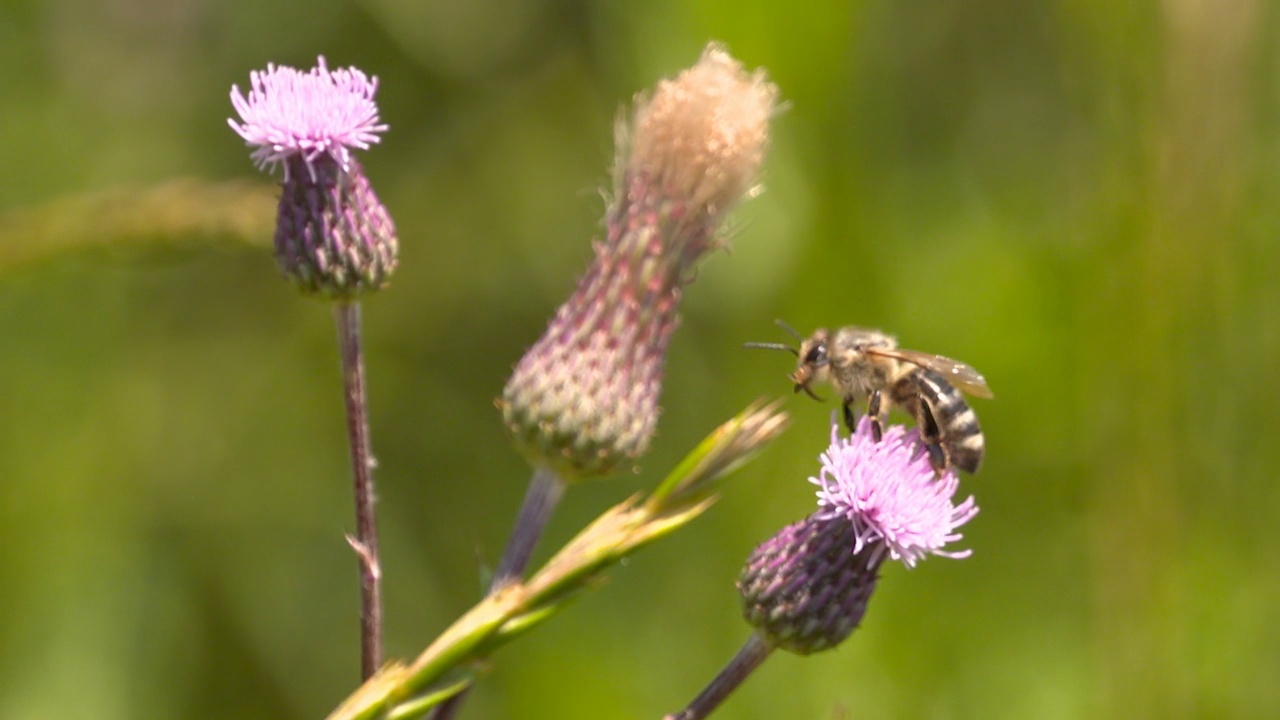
[502,44,779,481]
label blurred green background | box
[2,1,1278,718]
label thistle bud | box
[738,513,881,655]
[502,43,778,480]
[229,56,398,299]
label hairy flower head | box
[812,416,978,568]
[229,56,387,180]
[739,417,978,654]
[229,56,397,299]
[502,44,778,480]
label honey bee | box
[746,322,993,474]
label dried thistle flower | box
[229,56,398,299]
[502,43,779,481]
[739,417,978,654]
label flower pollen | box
[229,56,387,180]
[811,416,978,568]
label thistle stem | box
[493,466,566,587]
[665,633,774,720]
[427,466,565,720]
[334,301,383,680]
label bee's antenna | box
[744,341,798,356]
[774,318,804,342]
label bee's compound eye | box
[804,343,828,366]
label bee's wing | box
[866,347,994,399]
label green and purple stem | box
[335,301,383,679]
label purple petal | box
[228,56,387,180]
[810,415,978,568]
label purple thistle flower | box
[228,56,397,299]
[812,415,978,568]
[738,417,977,655]
[229,56,387,181]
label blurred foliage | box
[1,1,1278,719]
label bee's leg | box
[866,390,885,442]
[915,401,950,475]
[924,444,948,475]
[841,399,857,434]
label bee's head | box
[790,329,829,401]
[744,320,827,401]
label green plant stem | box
[335,301,383,680]
[323,402,788,720]
[664,633,773,720]
[323,494,709,720]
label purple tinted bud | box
[739,513,881,655]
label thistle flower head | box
[228,56,397,299]
[812,416,978,568]
[738,417,978,654]
[501,44,778,481]
[229,56,387,181]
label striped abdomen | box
[893,368,984,474]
